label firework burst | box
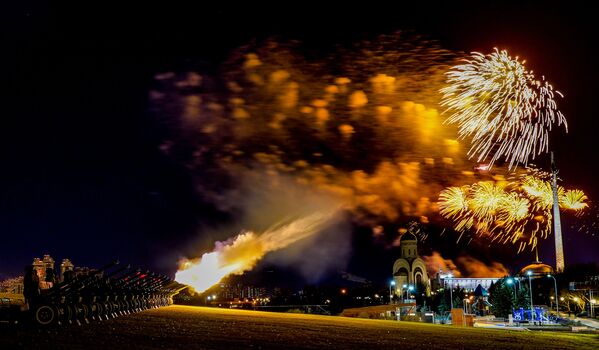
[560,189,588,211]
[441,49,567,169]
[438,169,587,252]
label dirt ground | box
[1,305,598,349]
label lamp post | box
[547,274,559,316]
[389,280,396,304]
[591,298,596,318]
[527,270,535,322]
[506,278,516,299]
[589,289,595,318]
[402,284,407,301]
[446,274,454,309]
[572,297,579,315]
[408,285,415,300]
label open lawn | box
[1,305,598,349]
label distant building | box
[1,254,79,294]
[217,283,270,301]
[518,254,554,277]
[73,266,91,278]
[435,273,500,292]
[519,261,554,277]
[392,232,430,297]
[60,259,75,282]
[568,275,599,291]
[43,254,55,271]
[0,276,24,294]
[32,257,45,280]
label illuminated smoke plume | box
[150,34,588,283]
[421,251,461,277]
[176,208,341,293]
[422,251,509,278]
[151,33,465,230]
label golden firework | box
[560,189,588,211]
[438,169,587,250]
[441,49,567,169]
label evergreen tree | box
[514,282,531,309]
[452,287,464,309]
[437,289,451,314]
[489,278,514,318]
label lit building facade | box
[436,274,500,292]
[0,276,24,294]
[392,232,430,297]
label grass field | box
[1,305,598,349]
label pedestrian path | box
[573,317,599,329]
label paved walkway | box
[573,317,599,329]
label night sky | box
[2,2,598,283]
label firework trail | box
[440,49,568,169]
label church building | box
[392,231,431,297]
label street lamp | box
[506,278,516,299]
[446,274,454,309]
[389,280,396,304]
[408,285,415,299]
[547,274,559,316]
[527,270,535,323]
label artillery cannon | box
[22,261,187,327]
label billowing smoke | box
[151,34,474,230]
[153,33,542,288]
[422,251,510,278]
[175,175,348,292]
[421,251,462,277]
[456,255,510,278]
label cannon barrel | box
[119,270,150,288]
[26,260,186,327]
[113,268,141,286]
[140,274,170,291]
[48,260,120,298]
[115,269,143,287]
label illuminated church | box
[392,231,431,297]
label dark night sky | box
[2,2,598,282]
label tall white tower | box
[551,152,565,273]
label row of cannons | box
[24,261,187,327]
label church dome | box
[400,232,417,242]
[519,261,554,276]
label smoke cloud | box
[153,34,537,285]
[174,173,351,290]
[422,251,510,278]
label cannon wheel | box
[33,304,58,326]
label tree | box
[437,290,451,315]
[489,278,514,318]
[514,282,531,309]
